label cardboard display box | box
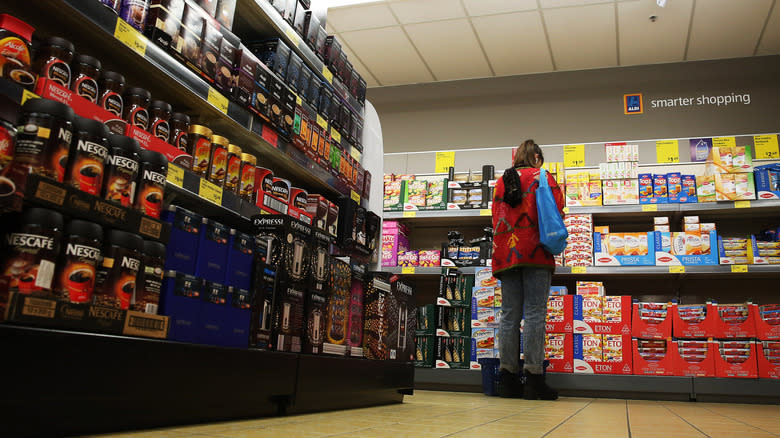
[631,302,673,339]
[632,338,676,376]
[572,334,632,375]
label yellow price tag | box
[350,190,360,203]
[330,127,341,144]
[655,140,680,163]
[713,137,736,148]
[114,19,147,56]
[563,144,585,168]
[284,28,300,46]
[295,95,302,106]
[734,200,751,208]
[21,89,38,104]
[641,204,658,212]
[479,209,491,216]
[754,135,780,159]
[316,114,328,129]
[563,207,569,214]
[350,146,362,161]
[571,266,587,274]
[322,67,334,84]
[198,178,223,205]
[669,266,685,273]
[434,151,455,173]
[401,267,415,274]
[207,87,229,114]
[402,211,416,218]
[731,265,748,273]
[166,165,184,187]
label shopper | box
[491,139,564,400]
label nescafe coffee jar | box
[134,149,167,218]
[54,219,102,303]
[133,239,165,314]
[225,144,242,193]
[122,86,151,131]
[70,54,101,103]
[0,94,20,175]
[0,207,64,295]
[0,14,36,88]
[94,229,143,309]
[207,134,229,186]
[103,134,140,207]
[99,71,125,116]
[33,36,74,88]
[238,152,256,202]
[149,99,171,142]
[189,124,212,177]
[12,97,73,183]
[169,112,189,151]
[67,116,110,195]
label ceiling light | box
[657,0,667,7]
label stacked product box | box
[695,146,755,202]
[543,285,579,373]
[435,268,472,368]
[714,339,758,378]
[564,214,594,267]
[754,163,780,199]
[383,178,408,211]
[565,171,602,207]
[672,302,716,338]
[673,339,716,377]
[655,216,718,266]
[594,228,655,266]
[381,221,409,267]
[712,302,757,339]
[757,339,780,379]
[639,173,698,204]
[751,234,780,265]
[363,273,416,361]
[446,166,495,210]
[415,304,436,367]
[601,143,639,205]
[755,304,780,341]
[470,268,501,365]
[632,338,677,376]
[632,301,673,339]
[717,236,752,265]
[324,258,351,356]
[573,334,633,375]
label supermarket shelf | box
[383,209,492,227]
[693,377,780,403]
[0,324,412,437]
[383,266,483,276]
[6,1,362,206]
[388,265,780,277]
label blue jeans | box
[498,267,551,375]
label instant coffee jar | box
[0,207,64,295]
[12,97,74,183]
[99,71,125,117]
[54,219,103,303]
[169,112,189,151]
[102,133,140,207]
[0,14,36,88]
[134,149,167,218]
[134,239,165,314]
[122,86,151,131]
[0,94,20,176]
[225,144,242,193]
[94,229,143,309]
[70,54,101,103]
[67,116,110,195]
[189,124,212,177]
[207,134,229,186]
[238,152,257,202]
[33,36,74,87]
[149,99,171,142]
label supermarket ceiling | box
[324,0,780,88]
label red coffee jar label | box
[94,249,141,309]
[208,144,227,184]
[193,137,210,175]
[68,138,108,196]
[0,232,59,293]
[226,154,240,189]
[101,92,123,116]
[103,155,138,207]
[152,119,170,142]
[56,242,100,303]
[135,169,165,218]
[73,76,99,103]
[43,59,70,87]
[239,163,255,197]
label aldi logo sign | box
[624,93,643,114]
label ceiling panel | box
[756,2,780,55]
[541,0,614,8]
[618,0,693,66]
[543,3,617,70]
[338,42,381,87]
[340,27,434,86]
[472,11,553,76]
[388,0,466,24]
[326,4,397,33]
[462,0,537,17]
[687,0,773,60]
[404,19,492,81]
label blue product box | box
[594,232,656,266]
[652,174,669,203]
[755,164,780,199]
[681,175,698,203]
[160,270,204,343]
[227,287,252,349]
[198,280,229,346]
[654,230,718,266]
[161,206,202,274]
[550,286,568,296]
[196,218,230,283]
[667,172,683,203]
[225,229,255,290]
[638,173,654,204]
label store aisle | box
[85,390,780,438]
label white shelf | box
[386,265,780,276]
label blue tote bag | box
[536,168,568,254]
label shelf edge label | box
[563,144,585,168]
[114,19,147,57]
[198,178,223,205]
[402,211,416,218]
[166,164,184,187]
[322,67,334,84]
[754,135,780,159]
[316,114,328,129]
[731,264,748,273]
[350,190,360,203]
[641,204,658,212]
[401,267,415,274]
[207,87,229,114]
[571,266,587,274]
[21,89,38,104]
[734,200,751,208]
[479,209,491,216]
[669,266,685,273]
[331,127,341,144]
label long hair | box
[513,139,544,168]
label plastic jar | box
[33,36,74,88]
[169,112,190,151]
[54,219,103,303]
[122,86,151,131]
[94,229,144,309]
[0,14,35,88]
[70,54,101,103]
[134,239,165,314]
[66,116,110,195]
[239,152,257,201]
[134,149,168,218]
[225,144,242,193]
[188,124,212,177]
[99,71,125,116]
[102,133,140,207]
[149,99,171,142]
[13,97,74,183]
[207,134,229,186]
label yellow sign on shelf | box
[669,266,685,273]
[713,137,736,148]
[402,211,417,218]
[331,127,341,144]
[316,115,328,129]
[571,266,587,274]
[322,67,334,84]
[563,144,585,168]
[479,209,491,216]
[563,207,569,214]
[641,204,658,212]
[114,19,147,57]
[284,28,300,46]
[207,87,229,114]
[350,190,360,203]
[350,146,362,161]
[731,265,748,273]
[734,200,751,208]
[166,165,184,187]
[655,140,680,163]
[401,267,415,274]
[295,95,302,106]
[198,178,223,205]
[434,151,455,173]
[754,135,780,159]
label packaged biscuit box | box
[545,333,567,360]
[418,250,440,267]
[383,180,407,211]
[581,334,603,362]
[582,296,603,323]
[424,180,447,210]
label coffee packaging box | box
[195,218,229,282]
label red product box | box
[713,303,757,339]
[574,295,632,335]
[672,303,716,338]
[573,334,633,375]
[125,124,193,170]
[632,338,676,376]
[545,295,574,333]
[631,302,672,339]
[714,340,758,378]
[670,339,716,377]
[757,341,780,379]
[35,79,127,134]
[544,332,573,373]
[755,304,780,340]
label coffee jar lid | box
[108,134,140,154]
[72,116,109,140]
[150,100,171,113]
[143,240,167,258]
[43,36,74,52]
[23,207,64,230]
[240,153,257,165]
[171,112,190,123]
[106,229,144,252]
[189,124,212,137]
[228,144,242,154]
[211,134,230,147]
[66,219,103,241]
[124,86,151,101]
[101,70,125,84]
[22,97,74,121]
[139,149,168,166]
[72,53,101,70]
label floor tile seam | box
[625,399,633,438]
[698,406,780,438]
[659,403,712,438]
[539,399,596,438]
[438,401,565,437]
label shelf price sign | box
[114,19,147,57]
[713,137,736,148]
[401,267,416,274]
[322,67,334,84]
[284,28,300,46]
[198,178,223,205]
[434,151,455,173]
[350,190,360,203]
[655,140,680,163]
[166,165,184,187]
[207,87,229,114]
[754,135,780,159]
[563,144,585,168]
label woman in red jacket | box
[492,139,564,399]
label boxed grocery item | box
[423,179,447,210]
[472,327,496,349]
[681,175,698,203]
[713,302,757,339]
[545,294,575,333]
[198,280,230,347]
[381,225,409,268]
[573,295,631,335]
[654,230,718,266]
[696,174,716,202]
[565,172,602,206]
[271,280,305,353]
[602,179,639,205]
[672,303,716,338]
[404,179,427,210]
[652,174,668,203]
[397,250,419,267]
[714,339,758,378]
[160,271,203,342]
[437,270,473,306]
[195,218,229,283]
[755,304,780,340]
[717,236,752,265]
[594,232,655,266]
[436,336,470,369]
[631,301,672,339]
[414,334,435,367]
[473,287,496,308]
[417,250,441,267]
[162,206,202,275]
[436,306,469,336]
[754,163,780,199]
[638,173,654,204]
[472,306,499,328]
[391,277,416,362]
[573,334,632,374]
[550,286,568,296]
[715,172,756,201]
[253,215,313,285]
[751,236,780,265]
[710,146,753,174]
[383,180,407,211]
[757,340,780,379]
[632,338,676,376]
[416,304,437,334]
[544,333,573,373]
[576,281,604,296]
[672,339,716,377]
[224,229,254,290]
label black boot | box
[498,369,524,398]
[523,373,558,400]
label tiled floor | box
[86,391,780,438]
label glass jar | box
[94,229,143,309]
[225,144,242,193]
[99,71,125,116]
[207,134,229,186]
[188,124,212,177]
[33,36,74,88]
[66,116,110,196]
[54,219,103,303]
[134,149,167,218]
[12,97,74,183]
[122,86,151,131]
[239,152,257,202]
[70,54,101,103]
[0,14,35,88]
[149,99,171,142]
[169,112,190,151]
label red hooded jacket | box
[491,166,564,278]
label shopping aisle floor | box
[86,390,780,438]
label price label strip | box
[434,151,455,173]
[322,67,334,84]
[563,144,585,168]
[669,266,685,274]
[479,209,491,216]
[316,114,328,129]
[166,164,184,187]
[754,135,780,159]
[713,137,736,148]
[655,140,680,163]
[401,267,415,274]
[641,204,658,212]
[198,178,223,205]
[403,211,416,218]
[331,127,341,144]
[731,265,748,273]
[571,266,587,274]
[207,87,229,114]
[114,19,147,57]
[350,190,360,203]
